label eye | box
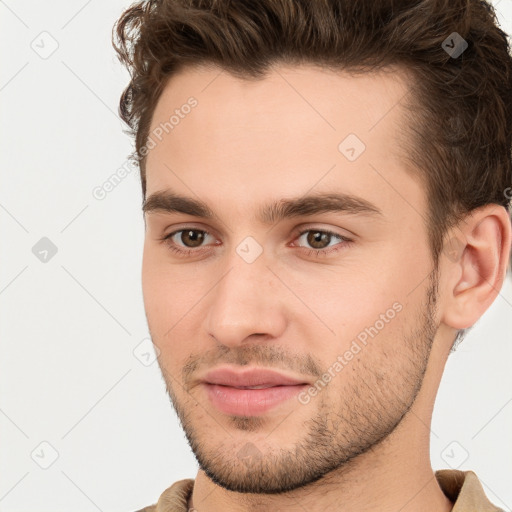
[159,228,217,257]
[158,227,353,258]
[292,228,352,257]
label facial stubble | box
[156,269,439,495]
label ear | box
[440,204,512,330]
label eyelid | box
[290,223,356,240]
[162,222,217,239]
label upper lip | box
[202,366,310,387]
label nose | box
[204,257,287,348]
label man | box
[112,0,512,510]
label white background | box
[1,1,511,511]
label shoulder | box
[131,478,195,512]
[435,469,504,511]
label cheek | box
[141,246,182,340]
[141,267,192,377]
[141,248,208,345]
[291,264,410,358]
[142,251,166,325]
[296,269,388,332]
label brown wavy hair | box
[112,0,512,277]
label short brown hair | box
[112,0,512,275]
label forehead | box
[145,63,423,223]
[149,62,412,132]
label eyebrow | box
[142,189,384,224]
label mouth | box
[202,366,310,388]
[199,366,311,416]
[202,381,309,416]
[222,384,289,389]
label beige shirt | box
[135,469,504,511]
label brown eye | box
[178,229,207,248]
[305,231,332,249]
[293,228,353,257]
[295,229,344,250]
[160,228,215,256]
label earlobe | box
[441,205,511,330]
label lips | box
[201,367,310,416]
[202,367,309,388]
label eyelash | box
[159,227,353,258]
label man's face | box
[142,64,441,493]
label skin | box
[141,63,511,512]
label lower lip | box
[204,383,308,416]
